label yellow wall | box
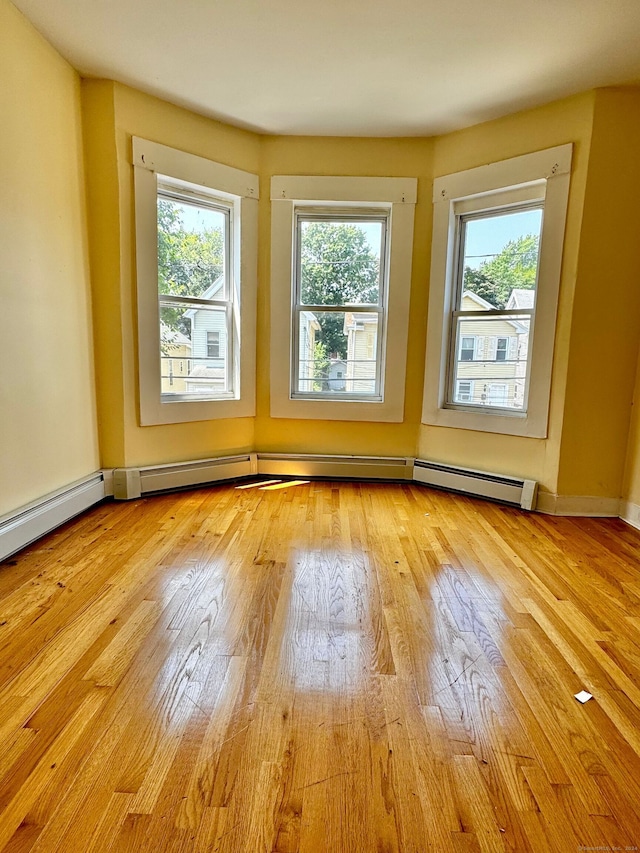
[418,93,595,495]
[7,7,640,514]
[557,89,640,499]
[256,135,433,457]
[0,0,99,517]
[82,82,260,468]
[623,346,640,507]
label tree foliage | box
[462,234,539,309]
[157,200,224,342]
[300,222,380,357]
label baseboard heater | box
[413,459,537,510]
[0,473,106,562]
[257,453,414,481]
[113,453,257,499]
[110,452,535,511]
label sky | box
[168,198,226,233]
[170,197,538,273]
[171,199,383,258]
[464,208,542,269]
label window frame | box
[422,144,572,438]
[270,176,416,422]
[291,208,389,402]
[133,138,258,426]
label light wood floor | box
[1,481,640,852]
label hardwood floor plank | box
[0,481,639,851]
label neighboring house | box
[181,276,228,395]
[328,359,347,392]
[160,324,192,393]
[344,312,378,394]
[297,310,321,392]
[455,290,529,408]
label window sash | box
[445,201,541,414]
[290,210,389,401]
[156,188,235,401]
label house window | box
[207,330,220,359]
[133,138,259,426]
[486,383,508,406]
[455,380,474,402]
[495,337,508,361]
[460,336,476,361]
[270,175,416,423]
[422,144,572,438]
[292,211,387,400]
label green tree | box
[312,340,330,391]
[300,222,380,357]
[462,234,539,309]
[157,200,224,343]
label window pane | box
[460,208,542,311]
[298,219,383,306]
[451,315,530,410]
[157,195,227,300]
[160,304,229,397]
[296,310,379,396]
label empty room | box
[2,0,640,849]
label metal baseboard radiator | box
[413,459,537,510]
[256,453,414,481]
[0,473,106,561]
[113,453,257,499]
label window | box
[460,336,476,361]
[448,204,542,413]
[207,331,220,359]
[456,380,474,402]
[133,138,258,426]
[495,337,508,361]
[422,144,572,438]
[270,176,416,422]
[292,211,387,400]
[158,184,231,401]
[487,383,508,406]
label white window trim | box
[270,176,416,422]
[133,137,258,426]
[422,144,572,438]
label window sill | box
[422,403,547,438]
[270,395,404,423]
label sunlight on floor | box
[259,480,310,491]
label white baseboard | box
[256,453,414,481]
[620,500,640,531]
[0,473,106,562]
[536,491,621,517]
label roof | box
[160,323,191,347]
[182,275,225,319]
[507,289,536,309]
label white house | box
[181,276,227,395]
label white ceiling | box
[12,0,640,137]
